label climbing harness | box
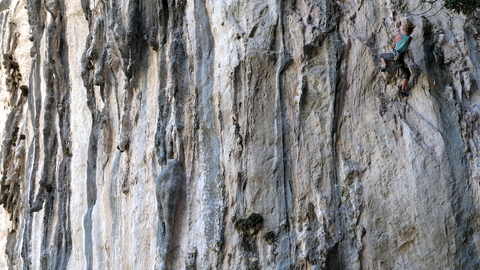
[392,50,407,67]
[393,50,399,60]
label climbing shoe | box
[399,90,409,97]
[398,85,409,97]
[381,66,387,72]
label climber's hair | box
[401,17,416,35]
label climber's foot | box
[398,85,409,97]
[399,90,409,97]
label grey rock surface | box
[0,0,479,269]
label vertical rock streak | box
[0,0,75,269]
[0,0,479,269]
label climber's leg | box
[381,57,387,68]
[398,64,411,96]
[401,78,409,91]
[400,65,411,91]
[379,53,394,71]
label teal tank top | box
[394,35,411,54]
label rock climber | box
[379,19,416,97]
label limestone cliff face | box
[0,0,479,269]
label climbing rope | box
[406,0,430,14]
[405,0,477,20]
[406,1,443,17]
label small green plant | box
[235,213,264,234]
[63,147,72,157]
[263,231,277,245]
[10,127,19,146]
[445,0,480,14]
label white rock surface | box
[0,0,479,269]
